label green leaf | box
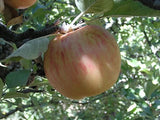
[75,0,113,13]
[3,91,29,99]
[29,76,49,87]
[6,70,31,88]
[104,0,160,17]
[86,18,104,26]
[153,100,160,108]
[0,38,17,50]
[20,59,32,70]
[0,78,4,99]
[127,59,141,68]
[139,68,152,75]
[7,36,51,60]
[144,81,159,98]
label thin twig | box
[143,30,160,61]
[0,104,34,119]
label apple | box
[4,0,36,9]
[44,25,121,99]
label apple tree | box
[0,0,160,119]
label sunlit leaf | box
[104,0,160,17]
[127,59,141,68]
[144,81,159,98]
[7,36,51,60]
[75,0,113,13]
[139,68,152,75]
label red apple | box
[44,25,121,99]
[4,0,36,9]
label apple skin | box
[4,0,36,9]
[44,25,121,99]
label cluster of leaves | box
[0,0,160,119]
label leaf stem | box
[70,11,85,27]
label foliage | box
[0,0,160,120]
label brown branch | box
[0,23,60,47]
[17,88,44,94]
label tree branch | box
[0,97,58,119]
[71,84,124,105]
[0,104,34,119]
[17,88,44,94]
[143,30,151,47]
[143,30,160,61]
[0,23,60,47]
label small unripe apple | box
[44,25,121,99]
[4,0,36,9]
